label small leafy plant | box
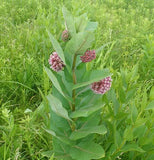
[44,7,154,160]
[44,7,112,160]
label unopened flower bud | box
[62,30,70,41]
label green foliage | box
[44,7,110,160]
[44,6,154,160]
[74,69,111,89]
[47,30,66,64]
[64,31,95,66]
[145,101,154,110]
[121,144,145,153]
[65,32,95,56]
[70,141,105,160]
[62,6,76,37]
[47,94,71,121]
[44,67,66,97]
[70,102,105,118]
[0,0,153,159]
[70,125,107,140]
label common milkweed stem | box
[72,54,77,111]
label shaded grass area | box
[0,0,154,159]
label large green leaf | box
[70,125,107,140]
[75,13,88,32]
[73,69,111,89]
[47,94,71,121]
[62,6,76,37]
[45,129,72,145]
[47,30,65,64]
[65,31,95,56]
[70,141,105,160]
[75,14,98,32]
[52,138,73,160]
[55,154,73,160]
[44,67,65,97]
[121,144,145,153]
[85,21,98,31]
[70,102,105,118]
[81,112,101,128]
[145,100,154,110]
[49,108,72,135]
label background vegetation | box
[0,0,154,159]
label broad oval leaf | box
[62,6,76,37]
[70,141,105,160]
[70,125,107,140]
[44,129,72,145]
[85,21,98,31]
[65,31,95,56]
[121,144,145,153]
[47,94,71,121]
[70,102,105,118]
[75,13,88,32]
[145,100,154,110]
[53,139,73,160]
[73,69,111,89]
[44,67,65,97]
[47,30,66,64]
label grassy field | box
[0,0,154,159]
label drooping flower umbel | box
[62,30,70,41]
[80,50,96,63]
[48,52,65,72]
[91,76,112,94]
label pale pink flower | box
[91,76,112,94]
[48,52,65,72]
[80,50,96,63]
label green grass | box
[0,0,154,159]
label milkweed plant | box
[44,7,148,160]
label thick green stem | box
[72,54,77,111]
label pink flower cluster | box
[91,76,112,94]
[80,50,96,63]
[48,52,65,72]
[62,30,69,41]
